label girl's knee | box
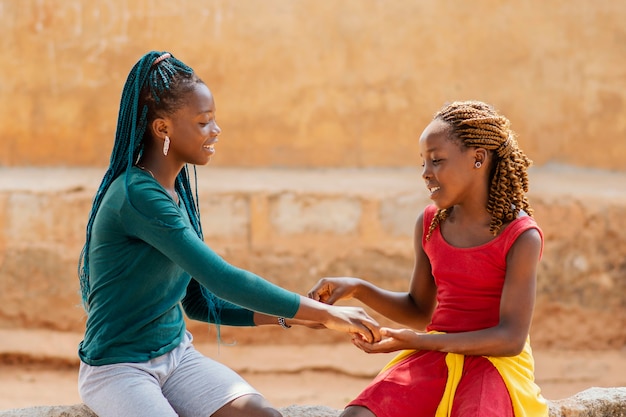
[212,394,282,417]
[250,405,282,417]
[341,405,377,417]
[262,408,282,417]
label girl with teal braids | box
[77,51,381,417]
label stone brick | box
[268,193,362,236]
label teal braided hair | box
[78,52,221,323]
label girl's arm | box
[183,279,341,330]
[182,278,256,326]
[252,312,325,328]
[127,177,381,342]
[353,227,542,357]
[308,211,438,330]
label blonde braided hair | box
[425,100,534,240]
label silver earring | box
[475,161,482,169]
[163,136,170,156]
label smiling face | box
[166,82,221,166]
[419,120,483,209]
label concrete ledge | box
[0,388,624,417]
[548,387,626,417]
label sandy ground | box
[0,330,625,411]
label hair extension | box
[425,100,534,240]
[78,52,223,327]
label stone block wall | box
[0,166,624,349]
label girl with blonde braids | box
[77,51,380,417]
[309,100,548,417]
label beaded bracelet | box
[278,317,292,329]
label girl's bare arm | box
[308,211,437,330]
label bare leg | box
[212,393,282,417]
[341,405,377,417]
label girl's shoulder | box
[126,166,157,186]
[499,212,543,253]
[503,211,540,235]
[116,168,178,214]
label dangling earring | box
[474,161,482,169]
[163,136,170,156]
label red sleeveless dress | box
[348,205,544,417]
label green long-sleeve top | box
[78,167,300,366]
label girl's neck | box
[441,205,495,248]
[136,158,180,204]
[447,203,491,225]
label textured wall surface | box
[1,1,625,169]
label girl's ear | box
[474,147,488,167]
[151,118,169,139]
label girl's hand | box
[308,277,362,305]
[351,327,421,353]
[323,305,381,343]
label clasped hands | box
[306,277,419,354]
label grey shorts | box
[78,331,260,417]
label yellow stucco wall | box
[1,1,625,169]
